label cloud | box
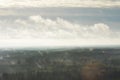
[0,15,120,47]
[0,0,120,8]
[0,15,119,40]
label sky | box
[0,0,120,48]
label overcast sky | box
[0,0,120,47]
[1,0,120,8]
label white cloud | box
[0,15,120,47]
[0,15,119,40]
[0,0,120,8]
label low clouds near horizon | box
[0,15,119,40]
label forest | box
[0,48,119,80]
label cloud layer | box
[0,0,120,8]
[0,15,119,40]
[0,15,120,47]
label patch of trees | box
[0,60,119,80]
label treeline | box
[0,61,120,80]
[0,69,81,80]
[0,48,120,80]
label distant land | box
[0,47,119,80]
